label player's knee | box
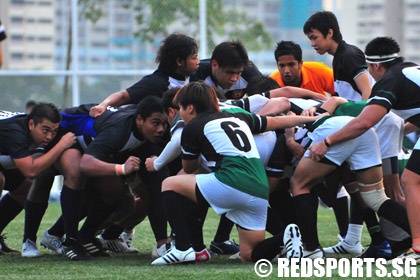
[359,184,390,212]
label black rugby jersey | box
[0,112,34,159]
[333,41,368,101]
[193,59,262,100]
[126,65,190,104]
[181,111,268,199]
[367,62,420,127]
[60,104,146,161]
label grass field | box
[0,202,418,279]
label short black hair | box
[211,41,249,68]
[303,11,342,43]
[365,37,404,68]
[135,96,164,120]
[274,41,302,62]
[161,87,180,114]
[246,75,280,96]
[28,103,61,125]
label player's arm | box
[182,158,200,174]
[354,71,372,100]
[145,128,183,172]
[328,105,386,145]
[80,154,140,177]
[265,112,328,131]
[404,122,420,135]
[269,86,328,101]
[302,96,348,116]
[309,105,387,161]
[13,132,76,179]
[89,90,132,118]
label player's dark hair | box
[365,37,404,69]
[156,32,198,73]
[303,11,342,43]
[174,81,220,114]
[211,41,249,68]
[274,41,303,62]
[246,75,280,96]
[135,96,164,120]
[161,87,180,114]
[28,103,61,125]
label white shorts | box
[254,131,276,167]
[305,116,382,170]
[374,111,404,159]
[196,173,268,230]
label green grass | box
[0,203,418,279]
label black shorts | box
[0,167,26,192]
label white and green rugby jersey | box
[181,111,269,199]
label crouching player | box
[151,81,325,265]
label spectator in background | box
[269,40,334,96]
[0,19,6,68]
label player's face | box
[306,28,334,55]
[28,119,59,147]
[277,55,303,86]
[137,112,167,143]
[178,51,200,76]
[179,104,195,124]
[212,60,243,89]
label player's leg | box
[399,147,420,262]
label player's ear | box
[135,114,144,127]
[327,28,333,39]
[187,104,195,114]
[28,119,35,132]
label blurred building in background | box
[0,0,420,110]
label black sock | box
[101,224,124,240]
[0,193,23,233]
[213,214,234,243]
[23,199,48,242]
[389,238,412,257]
[332,196,349,237]
[60,185,83,241]
[79,196,115,242]
[292,193,319,251]
[349,193,364,225]
[378,199,411,234]
[266,206,285,236]
[162,190,191,251]
[361,208,384,245]
[187,200,208,252]
[270,188,295,225]
[48,215,65,237]
[146,172,168,242]
[251,234,283,262]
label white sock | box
[344,224,362,246]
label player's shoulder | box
[302,61,332,72]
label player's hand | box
[309,140,328,161]
[58,132,76,149]
[145,156,157,172]
[89,104,106,118]
[286,139,305,159]
[301,107,317,116]
[123,156,141,174]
